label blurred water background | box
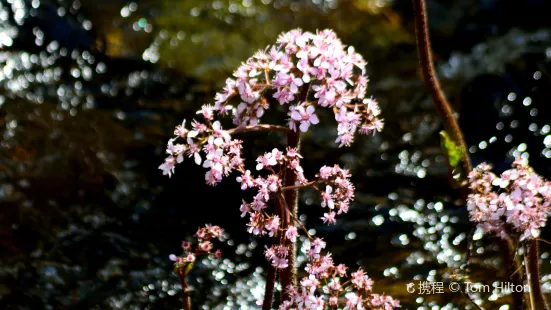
[2,0,551,309]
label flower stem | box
[502,237,525,310]
[412,2,529,309]
[280,180,317,191]
[227,124,291,135]
[279,129,301,302]
[412,0,472,180]
[525,239,548,310]
[177,269,192,310]
[262,265,277,310]
[279,84,308,302]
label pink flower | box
[286,147,302,158]
[320,185,334,209]
[290,104,319,132]
[256,151,278,170]
[336,264,348,277]
[182,241,191,250]
[239,201,250,217]
[285,226,298,243]
[166,139,185,164]
[265,216,280,237]
[273,87,295,105]
[186,253,196,263]
[266,175,281,192]
[174,119,188,137]
[211,121,231,146]
[185,138,202,165]
[198,241,212,252]
[321,211,336,225]
[236,170,254,190]
[329,296,338,307]
[158,156,176,177]
[214,250,222,258]
[273,257,288,269]
[197,104,214,120]
[311,238,326,255]
[467,158,550,241]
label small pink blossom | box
[320,185,334,209]
[186,253,196,263]
[290,104,320,132]
[256,151,278,170]
[321,211,336,225]
[236,170,255,190]
[182,241,191,250]
[159,156,176,177]
[285,226,299,243]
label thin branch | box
[413,0,472,179]
[501,236,525,310]
[177,269,192,310]
[277,193,313,240]
[227,124,291,135]
[262,265,277,310]
[525,239,549,310]
[280,180,317,192]
[413,2,527,309]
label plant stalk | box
[525,239,548,310]
[279,128,301,303]
[413,2,528,309]
[412,0,472,179]
[502,237,525,310]
[279,84,308,302]
[178,269,192,310]
[262,265,277,310]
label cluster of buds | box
[276,237,400,309]
[171,224,224,274]
[467,158,551,241]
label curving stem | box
[412,1,530,309]
[412,0,472,179]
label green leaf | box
[173,262,194,275]
[184,262,194,276]
[439,130,463,168]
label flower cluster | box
[170,224,224,270]
[276,238,400,310]
[467,158,551,241]
[160,119,244,183]
[213,28,383,147]
[161,28,397,309]
[162,112,357,233]
[317,165,355,224]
